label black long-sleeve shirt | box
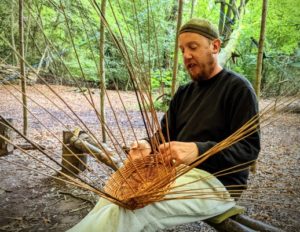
[161,68,260,188]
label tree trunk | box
[99,0,107,142]
[162,1,178,70]
[171,0,183,96]
[11,0,18,65]
[190,0,196,19]
[218,0,226,35]
[222,0,235,46]
[218,0,249,66]
[25,0,32,55]
[254,0,268,99]
[219,25,242,67]
[19,0,28,136]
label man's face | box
[178,32,217,81]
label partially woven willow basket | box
[104,155,176,210]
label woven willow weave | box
[105,155,176,210]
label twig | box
[58,191,95,206]
[14,143,46,150]
[69,205,90,213]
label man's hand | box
[128,140,151,161]
[158,141,199,166]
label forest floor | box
[0,84,299,232]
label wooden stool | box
[61,130,87,176]
[0,118,14,156]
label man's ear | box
[212,39,221,54]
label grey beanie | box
[179,18,219,40]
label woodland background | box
[0,0,299,100]
[0,0,299,232]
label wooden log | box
[207,218,256,232]
[71,137,121,171]
[0,63,38,85]
[15,143,46,150]
[61,131,87,176]
[0,118,14,156]
[73,132,123,170]
[234,214,282,232]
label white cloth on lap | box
[67,168,235,232]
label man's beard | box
[189,62,214,81]
[188,53,215,81]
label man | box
[68,18,260,232]
[151,18,261,192]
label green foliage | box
[0,0,298,97]
[151,69,172,89]
[228,0,300,96]
[151,68,188,111]
[153,96,171,112]
[151,69,187,90]
[0,0,18,63]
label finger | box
[128,149,139,158]
[130,141,139,149]
[166,149,181,167]
[138,140,151,149]
[131,140,151,150]
[159,142,170,153]
[162,149,174,166]
[166,155,179,167]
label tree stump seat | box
[0,117,14,157]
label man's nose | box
[183,51,192,60]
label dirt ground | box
[0,84,299,232]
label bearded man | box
[68,18,260,232]
[155,18,260,192]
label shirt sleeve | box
[195,85,260,173]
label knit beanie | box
[179,18,219,40]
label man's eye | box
[190,45,197,50]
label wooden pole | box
[218,0,226,35]
[254,0,268,99]
[207,218,256,232]
[190,0,196,19]
[235,215,282,232]
[99,0,107,142]
[11,1,18,65]
[171,0,183,96]
[19,0,28,135]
